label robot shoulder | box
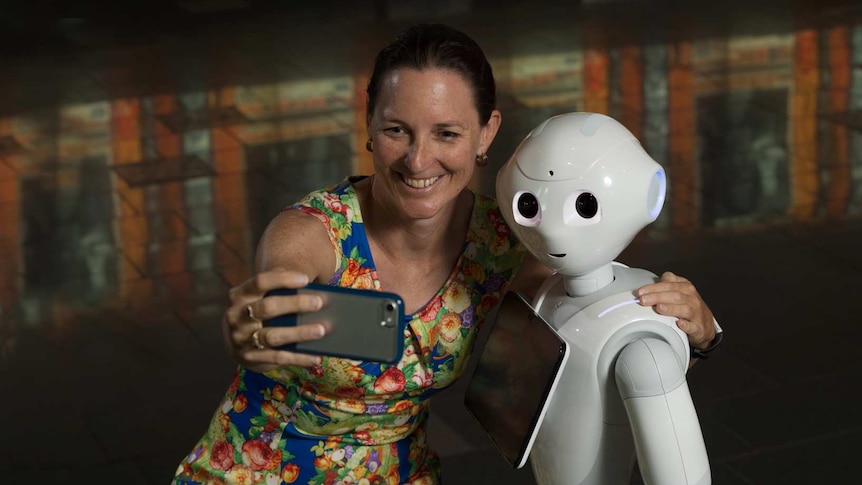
[586,290,678,326]
[611,263,660,289]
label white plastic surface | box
[617,338,711,484]
[493,112,713,485]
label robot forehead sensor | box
[514,153,589,181]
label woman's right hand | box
[223,268,327,373]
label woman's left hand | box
[636,271,716,350]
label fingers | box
[659,271,685,283]
[222,269,328,371]
[239,325,326,371]
[242,351,322,373]
[227,316,326,372]
[228,294,323,352]
[651,298,709,345]
[228,269,310,306]
[225,270,317,332]
[672,317,703,339]
[256,322,326,348]
[652,301,712,348]
[225,269,309,331]
[247,294,323,324]
[242,349,323,370]
[636,272,716,349]
[650,300,696,321]
[636,272,694,301]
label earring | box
[475,153,488,167]
[366,138,373,153]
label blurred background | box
[0,1,860,484]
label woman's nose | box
[405,137,433,170]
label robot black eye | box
[576,193,598,218]
[517,193,539,219]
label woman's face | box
[368,67,500,221]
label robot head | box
[496,112,666,277]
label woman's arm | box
[221,209,337,373]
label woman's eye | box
[439,130,460,139]
[385,126,405,135]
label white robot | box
[496,112,716,485]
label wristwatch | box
[690,318,723,360]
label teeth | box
[404,175,440,188]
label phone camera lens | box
[385,302,396,312]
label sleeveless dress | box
[173,177,526,485]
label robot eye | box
[563,191,601,226]
[518,193,539,218]
[513,190,541,227]
[576,193,598,218]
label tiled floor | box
[1,1,861,484]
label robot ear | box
[513,190,542,227]
[647,169,667,221]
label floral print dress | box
[173,177,526,485]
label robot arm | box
[615,338,711,485]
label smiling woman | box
[362,67,500,240]
[172,23,718,485]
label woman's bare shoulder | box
[254,209,337,282]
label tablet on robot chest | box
[464,291,570,469]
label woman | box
[174,23,717,485]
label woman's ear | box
[480,109,502,154]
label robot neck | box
[563,263,615,297]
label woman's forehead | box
[375,68,478,121]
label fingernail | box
[310,296,322,310]
[295,274,309,286]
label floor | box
[1,1,861,484]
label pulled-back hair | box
[366,23,497,126]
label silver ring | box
[251,328,266,350]
[247,304,260,322]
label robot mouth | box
[548,253,566,258]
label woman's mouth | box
[403,175,440,188]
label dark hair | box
[366,23,497,126]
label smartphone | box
[263,284,406,364]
